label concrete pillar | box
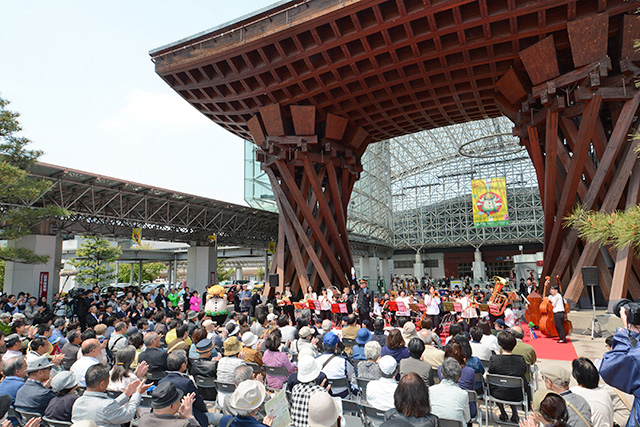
[235,268,243,281]
[138,261,143,287]
[472,248,486,283]
[360,256,371,280]
[167,262,173,286]
[173,258,178,285]
[413,251,424,279]
[115,262,119,285]
[187,245,217,293]
[129,263,134,285]
[4,235,62,304]
[379,259,392,290]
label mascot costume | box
[205,284,228,325]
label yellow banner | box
[208,234,217,244]
[267,241,276,254]
[132,228,142,246]
[471,177,509,227]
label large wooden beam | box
[609,163,640,310]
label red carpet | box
[520,322,578,361]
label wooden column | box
[495,12,640,308]
[247,104,369,295]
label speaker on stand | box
[581,266,602,339]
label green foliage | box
[256,267,265,280]
[0,96,68,263]
[218,258,234,282]
[71,236,122,288]
[117,262,166,283]
[566,204,640,250]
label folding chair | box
[263,365,290,390]
[342,338,357,347]
[214,381,236,412]
[342,399,364,426]
[105,389,120,399]
[440,418,465,427]
[484,374,529,425]
[468,389,482,427]
[42,417,72,427]
[530,364,539,395]
[8,407,21,427]
[356,378,371,403]
[140,394,153,408]
[194,375,218,402]
[480,359,491,370]
[246,362,261,374]
[15,409,42,426]
[327,377,351,399]
[361,403,386,427]
[146,370,166,384]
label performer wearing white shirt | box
[548,285,567,343]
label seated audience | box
[0,356,27,402]
[219,380,273,427]
[262,331,296,390]
[541,365,591,427]
[137,332,168,373]
[510,325,537,381]
[316,332,355,398]
[478,319,499,354]
[71,363,149,427]
[107,346,149,392]
[421,333,445,369]
[530,389,570,427]
[138,382,199,427]
[381,329,410,364]
[358,341,382,380]
[469,326,492,361]
[341,314,360,355]
[70,338,101,387]
[239,331,264,365]
[61,330,81,370]
[366,355,398,411]
[399,338,432,385]
[570,357,614,427]
[222,365,255,416]
[290,356,329,427]
[430,357,470,424]
[159,350,219,427]
[217,337,247,384]
[383,372,439,426]
[44,371,79,422]
[307,390,339,427]
[3,334,23,362]
[488,331,529,423]
[15,356,56,414]
[371,317,387,347]
[419,318,441,349]
[353,327,372,361]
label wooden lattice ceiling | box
[150,0,637,146]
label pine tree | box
[71,236,122,288]
[0,96,68,263]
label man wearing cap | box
[159,351,214,427]
[191,339,218,378]
[316,332,355,398]
[290,356,329,427]
[217,337,247,384]
[541,365,591,427]
[186,310,199,335]
[14,355,56,414]
[366,355,399,411]
[138,382,199,427]
[44,371,79,422]
[239,332,263,365]
[291,327,318,359]
[357,279,375,324]
[3,334,22,362]
[219,380,273,427]
[72,363,150,427]
[70,338,101,387]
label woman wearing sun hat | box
[217,337,247,384]
[352,327,372,361]
[219,380,274,427]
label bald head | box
[510,326,524,339]
[82,338,101,358]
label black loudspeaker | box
[269,274,279,288]
[582,266,599,287]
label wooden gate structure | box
[151,0,640,304]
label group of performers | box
[258,273,571,342]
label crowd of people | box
[0,279,632,427]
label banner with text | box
[471,177,509,227]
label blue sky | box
[0,1,277,205]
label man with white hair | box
[430,357,471,425]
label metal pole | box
[129,262,134,285]
[115,262,119,285]
[138,260,143,288]
[265,251,269,282]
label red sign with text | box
[38,272,49,300]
